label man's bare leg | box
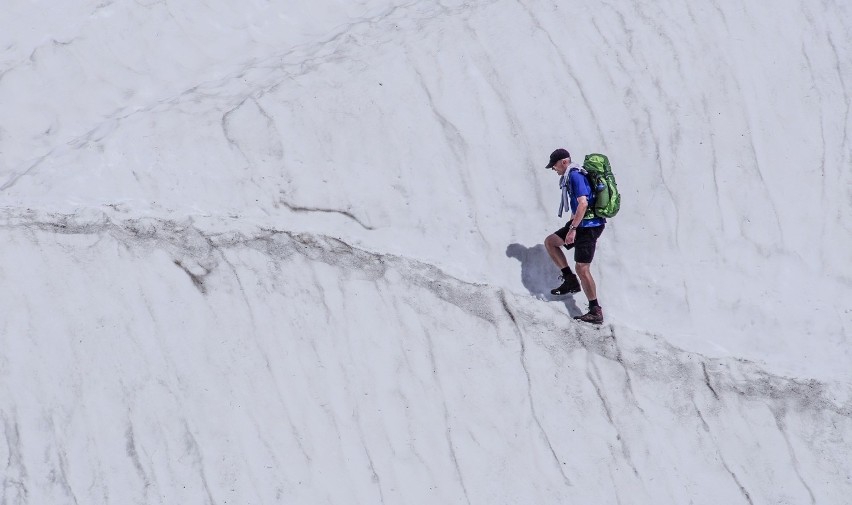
[576,262,597,301]
[544,234,569,269]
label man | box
[544,148,606,324]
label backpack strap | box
[577,168,598,220]
[566,167,587,198]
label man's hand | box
[564,228,576,245]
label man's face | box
[551,158,570,176]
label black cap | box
[545,148,570,168]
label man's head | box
[546,148,571,175]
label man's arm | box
[564,196,588,244]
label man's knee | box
[545,234,562,248]
[576,262,591,275]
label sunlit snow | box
[1,0,850,503]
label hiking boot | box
[574,306,604,325]
[551,273,581,295]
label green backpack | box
[581,153,621,219]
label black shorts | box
[554,223,605,263]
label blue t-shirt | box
[566,169,606,228]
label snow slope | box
[1,0,850,503]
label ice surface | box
[1,0,850,503]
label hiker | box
[544,148,606,324]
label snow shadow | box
[506,243,581,315]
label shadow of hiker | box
[506,243,581,315]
